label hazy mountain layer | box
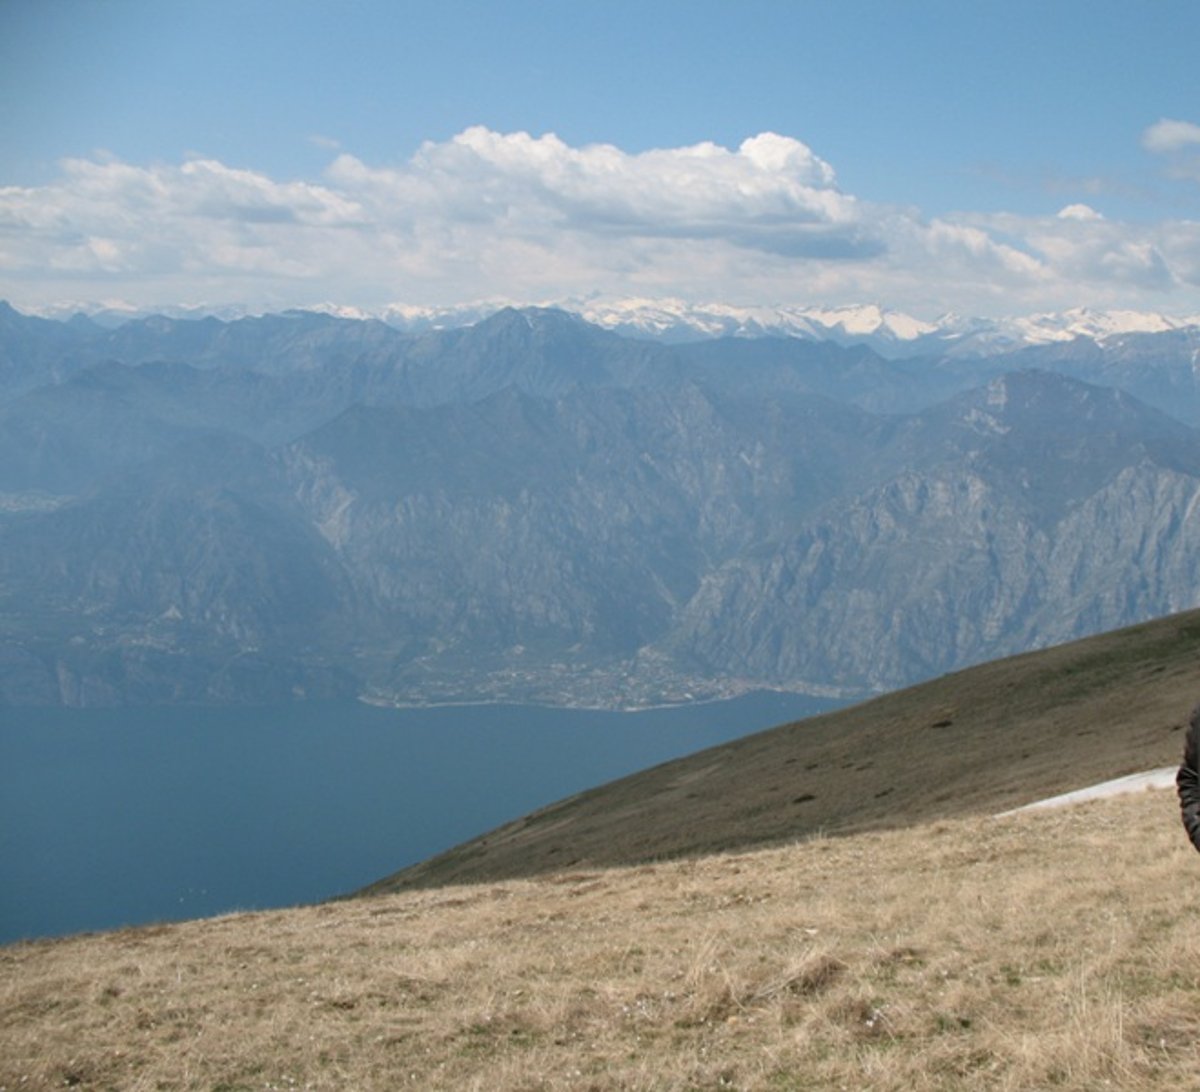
[3,303,1200,706]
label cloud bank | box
[2,126,1199,317]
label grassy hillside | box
[365,608,1200,894]
[4,788,1199,1090]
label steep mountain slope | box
[0,301,95,395]
[390,306,677,404]
[1011,328,1200,426]
[0,433,356,706]
[663,371,1200,692]
[276,383,883,703]
[6,304,1200,707]
[364,607,1200,893]
[673,334,981,413]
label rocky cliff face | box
[662,372,1200,693]
[3,305,1200,706]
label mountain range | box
[30,296,1200,357]
[4,299,1200,707]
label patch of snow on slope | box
[996,767,1177,816]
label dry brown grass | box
[4,786,1200,1090]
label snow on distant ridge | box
[561,299,1200,356]
[566,297,940,351]
[1009,307,1194,343]
[929,307,1200,358]
[13,296,1200,355]
[27,299,263,327]
[379,299,520,331]
[569,297,822,342]
[793,303,937,342]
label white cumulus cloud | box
[1057,203,1104,221]
[328,127,862,254]
[1143,118,1200,154]
[1,127,1199,317]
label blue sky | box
[3,0,1199,318]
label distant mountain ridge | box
[17,296,1200,358]
[570,300,1200,357]
[4,300,1200,707]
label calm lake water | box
[0,692,838,943]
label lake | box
[0,691,838,944]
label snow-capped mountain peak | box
[551,298,1199,356]
[1014,307,1190,343]
[15,295,1200,358]
[791,303,938,342]
[557,298,939,353]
